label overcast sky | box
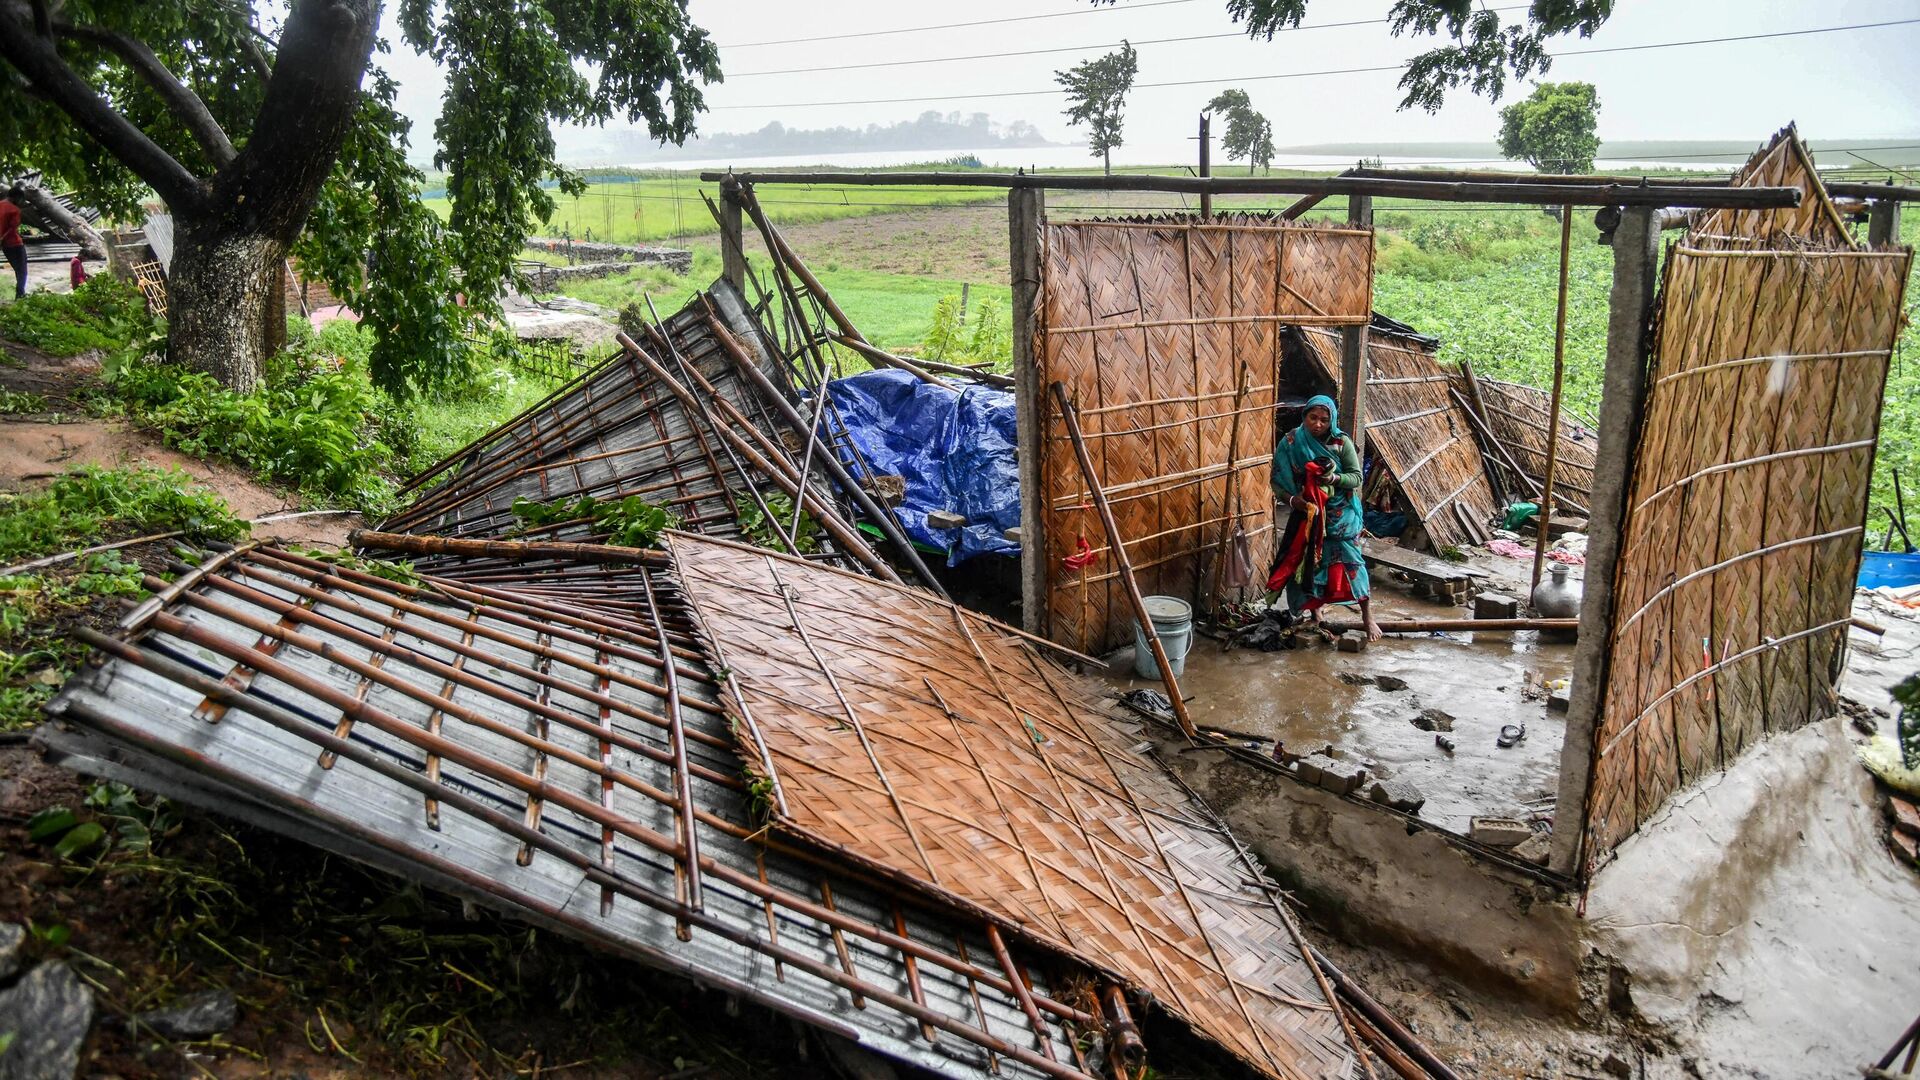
[378,0,1920,166]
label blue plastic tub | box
[1858,551,1920,590]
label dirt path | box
[0,416,360,548]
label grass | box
[0,276,155,358]
[424,174,1004,247]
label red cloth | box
[1267,460,1329,592]
[0,200,19,248]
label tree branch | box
[0,1,205,212]
[55,21,236,166]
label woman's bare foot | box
[1365,617,1383,642]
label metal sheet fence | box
[1583,241,1913,863]
[1036,216,1374,654]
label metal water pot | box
[1531,562,1581,619]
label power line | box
[725,9,1524,79]
[717,0,1198,50]
[708,17,1920,110]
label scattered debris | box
[1469,817,1533,848]
[1435,734,1456,754]
[1338,629,1367,653]
[129,988,237,1041]
[1498,723,1528,748]
[1474,592,1520,620]
[1511,832,1553,864]
[0,961,94,1080]
[0,922,21,981]
[1411,708,1456,732]
[1368,779,1427,815]
[1374,675,1409,692]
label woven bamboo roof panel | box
[44,545,1109,1080]
[1036,216,1375,654]
[1584,238,1913,866]
[1451,374,1599,515]
[1290,321,1496,549]
[380,286,873,579]
[667,531,1359,1080]
[1688,125,1857,250]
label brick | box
[1338,630,1366,653]
[1292,754,1334,787]
[925,510,968,530]
[1511,832,1552,864]
[1317,758,1369,796]
[1548,685,1573,713]
[1892,797,1920,840]
[1368,779,1426,815]
[1470,816,1533,848]
[1895,831,1920,865]
[1474,593,1520,620]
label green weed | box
[0,468,247,563]
[734,492,820,555]
[508,494,675,547]
[0,388,46,413]
[0,276,155,357]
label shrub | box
[0,466,249,563]
[0,276,154,357]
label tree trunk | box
[1103,147,1111,177]
[165,216,287,392]
[14,184,108,259]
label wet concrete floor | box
[1100,553,1578,835]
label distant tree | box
[1205,89,1276,174]
[1095,1,1612,111]
[0,0,719,395]
[1497,82,1601,173]
[1056,42,1139,176]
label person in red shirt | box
[0,186,24,299]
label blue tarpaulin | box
[821,369,1020,565]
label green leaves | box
[509,494,676,548]
[734,493,821,555]
[0,466,249,563]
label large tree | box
[1056,42,1138,177]
[1097,1,1612,111]
[1497,81,1600,173]
[1205,89,1274,174]
[0,1,719,394]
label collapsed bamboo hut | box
[42,531,1434,1079]
[1449,372,1598,517]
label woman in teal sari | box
[1267,395,1381,640]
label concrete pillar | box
[1010,186,1048,635]
[1550,205,1661,880]
[1338,193,1373,457]
[720,177,747,291]
[1868,197,1902,247]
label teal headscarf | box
[1271,394,1363,541]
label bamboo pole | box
[702,308,951,597]
[613,333,906,585]
[829,333,1012,388]
[696,170,1803,210]
[1531,206,1574,593]
[1324,617,1577,634]
[1049,381,1198,740]
[736,184,944,387]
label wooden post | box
[1010,186,1048,635]
[1869,189,1903,247]
[719,176,747,291]
[1339,193,1374,458]
[1550,205,1660,880]
[1531,206,1574,591]
[1051,382,1199,740]
[1198,113,1212,221]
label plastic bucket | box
[1133,596,1195,680]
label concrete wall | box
[1584,718,1920,1074]
[1159,741,1589,1011]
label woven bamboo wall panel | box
[1291,325,1496,549]
[669,532,1359,1080]
[1688,125,1856,249]
[1455,376,1599,513]
[1037,217,1374,653]
[1585,242,1912,864]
